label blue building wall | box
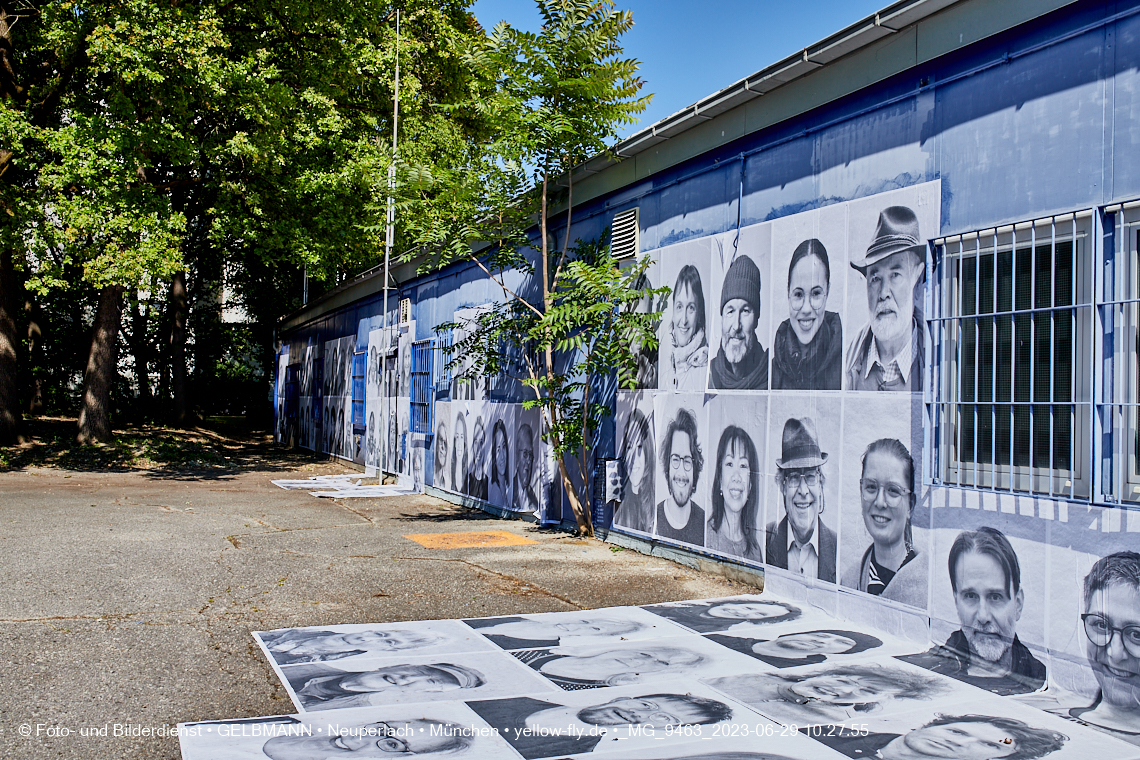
[281,0,1140,487]
[276,4,1140,708]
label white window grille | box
[611,208,639,260]
[399,297,411,324]
[929,212,1093,499]
[1098,202,1140,504]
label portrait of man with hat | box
[845,205,927,392]
[709,254,769,390]
[765,417,837,582]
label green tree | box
[1,0,487,440]
[406,0,651,535]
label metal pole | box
[381,10,400,474]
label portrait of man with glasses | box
[656,406,706,546]
[765,417,837,582]
[1069,551,1140,741]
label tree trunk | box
[24,291,44,415]
[129,296,151,415]
[168,270,189,426]
[77,284,125,444]
[558,455,593,537]
[0,245,22,444]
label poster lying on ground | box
[183,593,1140,760]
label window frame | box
[410,339,435,436]
[1095,201,1140,504]
[927,211,1094,501]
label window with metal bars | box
[352,350,366,428]
[929,213,1092,499]
[410,339,435,435]
[611,208,639,259]
[1098,202,1140,504]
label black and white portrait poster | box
[706,621,919,671]
[641,595,830,637]
[614,391,657,536]
[901,492,1049,696]
[276,650,555,713]
[452,306,491,403]
[397,320,414,400]
[704,392,768,565]
[299,344,316,451]
[486,402,517,510]
[585,731,838,760]
[842,183,938,393]
[463,606,691,651]
[701,654,975,728]
[179,702,516,760]
[433,400,452,492]
[255,619,499,669]
[508,634,762,691]
[764,394,842,586]
[657,236,718,392]
[342,395,355,461]
[509,404,543,514]
[366,328,384,473]
[839,393,928,611]
[808,693,1140,760]
[709,226,772,391]
[653,392,711,548]
[462,401,490,502]
[1014,504,1140,746]
[621,252,666,392]
[449,401,473,498]
[275,351,288,444]
[464,680,758,760]
[395,397,411,483]
[769,202,846,391]
[409,434,426,493]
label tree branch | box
[466,253,542,318]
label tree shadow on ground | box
[0,416,331,480]
[390,506,500,523]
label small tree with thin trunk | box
[404,0,654,535]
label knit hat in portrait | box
[720,254,762,314]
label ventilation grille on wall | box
[399,298,411,324]
[611,208,639,260]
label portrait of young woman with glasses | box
[844,437,926,607]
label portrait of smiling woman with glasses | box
[844,437,926,608]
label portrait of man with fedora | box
[709,254,769,390]
[765,417,837,582]
[845,205,927,392]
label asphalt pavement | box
[0,461,745,759]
